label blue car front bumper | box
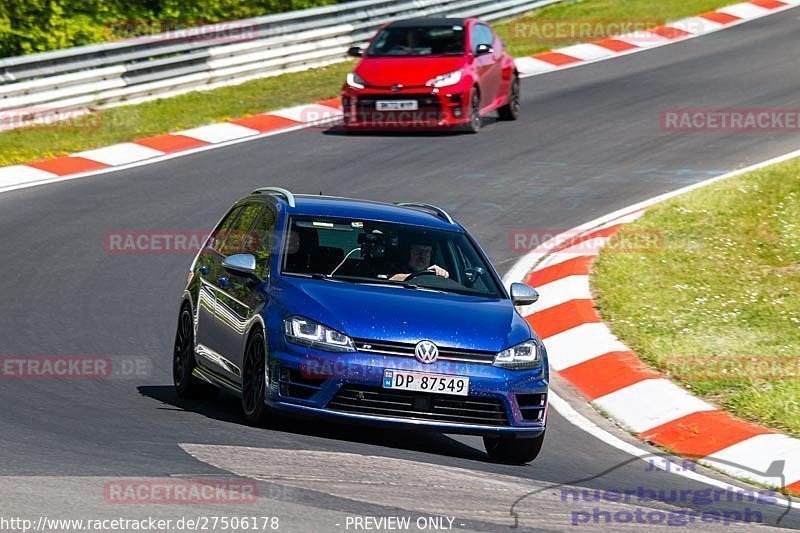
[265,341,548,438]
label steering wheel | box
[404,269,438,282]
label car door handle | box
[199,266,209,275]
[217,277,229,288]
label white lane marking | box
[0,165,56,188]
[593,210,645,231]
[718,3,771,18]
[269,103,342,124]
[73,143,164,166]
[175,123,259,143]
[547,392,792,508]
[520,275,590,314]
[514,56,558,75]
[668,17,725,35]
[556,43,614,61]
[593,379,715,433]
[613,31,670,48]
[703,434,800,487]
[543,323,629,370]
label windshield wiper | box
[361,280,448,294]
[290,272,334,280]
[294,273,448,294]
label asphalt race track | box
[1,8,800,532]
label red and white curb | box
[1,1,799,194]
[0,97,344,193]
[506,148,800,495]
[515,0,800,77]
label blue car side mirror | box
[222,254,259,280]
[510,282,539,306]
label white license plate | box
[376,100,418,111]
[383,369,469,396]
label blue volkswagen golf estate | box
[174,188,549,463]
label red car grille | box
[354,95,442,123]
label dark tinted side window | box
[249,206,277,279]
[215,203,263,257]
[209,206,244,254]
[471,23,494,52]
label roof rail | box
[395,202,454,224]
[252,187,295,207]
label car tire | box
[173,305,212,398]
[483,431,545,464]
[241,328,269,425]
[462,88,481,133]
[497,74,520,121]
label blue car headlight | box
[493,339,544,370]
[284,316,355,352]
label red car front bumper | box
[341,86,469,130]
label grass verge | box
[592,158,800,437]
[0,0,740,167]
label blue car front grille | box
[353,338,496,365]
[327,384,509,426]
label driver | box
[389,241,449,281]
[391,29,423,54]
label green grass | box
[592,158,800,437]
[493,0,736,57]
[0,0,741,166]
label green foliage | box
[0,0,341,58]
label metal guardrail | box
[0,0,564,129]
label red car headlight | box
[346,72,366,89]
[425,70,462,88]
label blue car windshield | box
[367,25,465,57]
[282,216,504,298]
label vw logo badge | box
[415,340,438,364]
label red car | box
[341,17,519,133]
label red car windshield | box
[367,25,465,57]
